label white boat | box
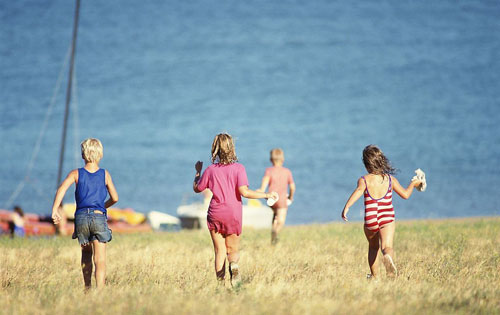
[177,199,273,230]
[147,211,181,231]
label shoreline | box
[286,215,500,227]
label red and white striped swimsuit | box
[363,175,395,232]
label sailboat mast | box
[56,0,81,187]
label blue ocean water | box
[1,0,499,224]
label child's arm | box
[392,176,421,200]
[51,170,78,224]
[193,161,203,193]
[288,182,296,201]
[239,186,278,200]
[256,175,270,192]
[105,170,119,208]
[341,178,366,221]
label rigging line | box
[4,182,27,209]
[3,44,72,209]
[72,67,80,169]
[57,0,81,188]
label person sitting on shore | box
[341,145,422,279]
[51,138,118,290]
[258,148,296,245]
[10,206,26,237]
[193,133,278,287]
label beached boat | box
[147,211,181,231]
[62,204,147,225]
[177,199,273,230]
[108,221,152,234]
[62,204,152,233]
[0,206,154,237]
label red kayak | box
[0,209,152,237]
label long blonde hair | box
[211,133,238,165]
[362,145,396,175]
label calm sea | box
[1,0,499,224]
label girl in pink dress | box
[341,145,422,279]
[258,148,296,245]
[193,133,278,287]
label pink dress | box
[265,166,294,209]
[197,163,249,235]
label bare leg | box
[92,240,107,288]
[81,243,93,289]
[225,234,241,286]
[225,234,240,264]
[209,230,227,281]
[271,212,277,244]
[379,221,396,277]
[364,227,380,278]
[271,208,288,244]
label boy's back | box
[265,166,293,209]
[75,168,108,213]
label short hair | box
[211,133,238,165]
[270,148,284,162]
[81,138,103,163]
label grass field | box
[1,217,499,314]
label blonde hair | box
[362,145,396,175]
[270,148,284,163]
[211,133,237,165]
[81,138,103,163]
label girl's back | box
[199,163,248,210]
[363,174,391,199]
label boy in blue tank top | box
[51,138,118,290]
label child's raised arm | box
[105,170,119,208]
[193,161,203,193]
[392,176,420,200]
[341,178,366,221]
[51,170,78,224]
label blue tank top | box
[75,168,108,214]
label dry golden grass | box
[1,218,499,314]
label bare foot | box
[383,254,397,278]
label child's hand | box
[52,211,61,225]
[411,178,422,186]
[269,191,279,200]
[195,161,203,173]
[341,208,348,222]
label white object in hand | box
[412,168,427,192]
[286,199,292,206]
[267,195,279,207]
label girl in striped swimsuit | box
[341,145,422,279]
